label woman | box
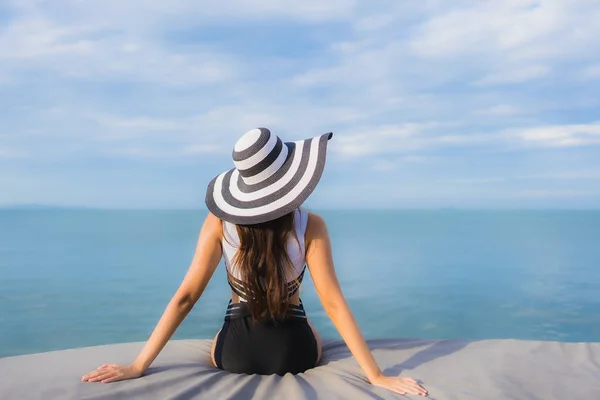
[82,128,428,397]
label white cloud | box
[204,0,356,20]
[544,170,600,180]
[476,104,521,116]
[368,154,438,172]
[108,144,225,158]
[512,123,600,147]
[5,0,357,28]
[409,1,600,61]
[331,121,600,158]
[2,0,600,208]
[407,1,600,89]
[0,18,93,60]
[0,149,27,159]
[334,122,503,157]
[281,0,600,137]
[582,64,600,79]
[445,177,510,185]
[515,189,599,198]
[335,124,429,156]
[87,113,190,133]
[107,148,171,158]
[475,65,550,85]
[62,0,357,24]
[182,144,224,154]
[0,16,235,85]
[370,159,396,172]
[402,155,436,164]
[353,13,397,31]
[445,170,600,185]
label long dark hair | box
[231,210,300,321]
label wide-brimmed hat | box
[205,128,333,225]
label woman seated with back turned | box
[82,128,429,397]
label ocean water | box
[1,209,599,358]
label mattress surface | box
[1,338,599,399]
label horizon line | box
[1,204,599,211]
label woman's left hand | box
[81,363,143,383]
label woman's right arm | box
[305,213,428,397]
[82,212,223,383]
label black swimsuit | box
[213,265,319,375]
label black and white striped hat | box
[205,128,333,225]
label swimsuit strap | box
[226,268,248,299]
[227,264,307,300]
[287,264,306,297]
[224,299,307,321]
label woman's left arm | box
[82,212,223,383]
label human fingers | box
[100,373,126,383]
[401,377,427,392]
[398,379,428,396]
[390,384,407,396]
[82,370,105,381]
[82,364,114,381]
[88,372,117,382]
[400,376,424,388]
[87,370,119,383]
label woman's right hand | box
[81,363,143,384]
[371,374,429,397]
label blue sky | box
[1,0,599,209]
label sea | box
[1,209,599,358]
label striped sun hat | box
[205,128,333,225]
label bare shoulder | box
[305,212,334,271]
[205,211,222,224]
[305,212,331,257]
[203,211,223,239]
[306,212,328,239]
